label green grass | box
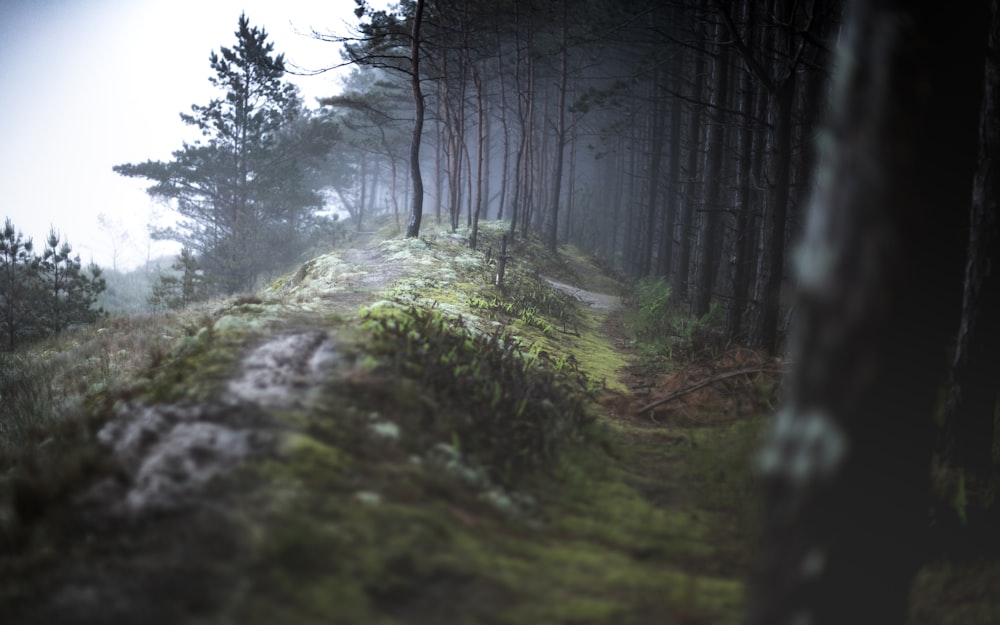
[4,220,997,624]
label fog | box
[0,0,363,271]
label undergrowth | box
[362,303,595,485]
[624,277,727,368]
[467,228,583,337]
[0,353,56,446]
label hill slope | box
[1,223,760,625]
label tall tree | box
[406,0,427,237]
[115,14,327,292]
[0,220,38,350]
[545,0,571,251]
[672,26,707,299]
[37,230,106,335]
[691,13,732,317]
[944,0,1000,476]
[0,220,105,349]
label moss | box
[2,219,765,624]
[138,323,242,403]
[272,433,350,490]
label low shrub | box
[625,277,726,364]
[362,304,595,484]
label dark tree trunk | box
[747,80,770,343]
[946,0,1000,475]
[757,69,794,354]
[495,25,511,221]
[406,0,426,238]
[546,0,570,252]
[509,5,533,242]
[470,60,487,250]
[692,18,731,317]
[434,87,444,224]
[658,54,685,278]
[673,31,706,299]
[639,74,667,277]
[563,117,578,244]
[726,15,759,340]
[747,3,986,625]
[623,123,642,276]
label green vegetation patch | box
[624,277,727,369]
[361,302,595,485]
[233,399,747,625]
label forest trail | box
[544,276,622,312]
[2,224,762,625]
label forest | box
[103,0,839,351]
[322,0,841,355]
[2,0,1000,623]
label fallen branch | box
[633,365,786,416]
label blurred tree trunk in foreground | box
[945,0,1000,477]
[748,1,987,624]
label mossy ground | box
[1,219,998,623]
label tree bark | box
[405,0,426,238]
[747,2,986,624]
[726,3,760,341]
[692,17,731,317]
[639,73,667,276]
[945,0,1000,475]
[470,60,487,250]
[673,30,706,300]
[546,0,570,251]
[658,52,685,278]
[495,24,511,222]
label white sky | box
[0,0,370,271]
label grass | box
[2,219,998,624]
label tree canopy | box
[0,219,105,350]
[114,13,338,293]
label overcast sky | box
[0,0,370,271]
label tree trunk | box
[673,31,706,300]
[727,7,760,340]
[747,78,770,344]
[639,73,666,277]
[405,0,426,238]
[546,0,570,251]
[692,19,731,317]
[747,3,986,624]
[495,26,511,222]
[757,70,794,354]
[945,0,1000,475]
[563,116,578,244]
[470,60,487,250]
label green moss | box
[271,433,349,489]
[139,323,242,403]
[2,219,767,624]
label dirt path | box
[544,276,622,312]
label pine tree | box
[37,229,106,335]
[114,13,334,293]
[0,219,39,350]
[0,221,105,349]
[148,248,208,311]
